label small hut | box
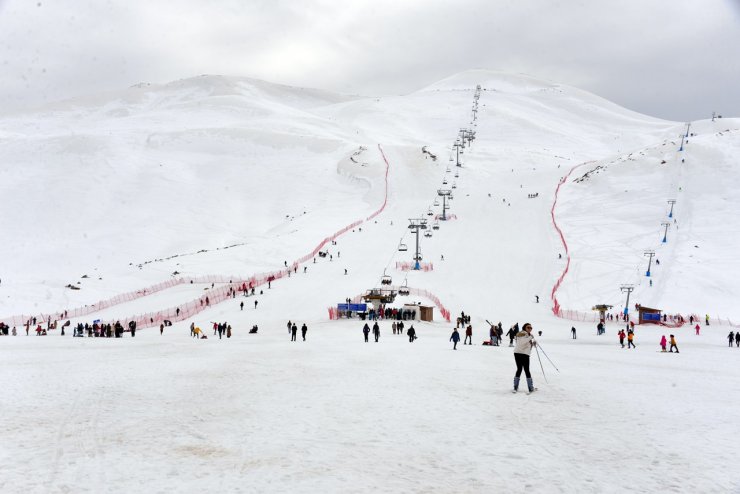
[637,304,662,324]
[419,305,434,322]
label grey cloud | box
[0,0,738,120]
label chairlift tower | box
[661,221,671,243]
[437,189,452,220]
[644,250,655,277]
[620,284,635,318]
[408,218,428,270]
[453,141,463,167]
[667,199,676,218]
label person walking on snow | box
[619,329,626,348]
[407,325,416,343]
[372,322,380,342]
[736,332,740,347]
[660,335,667,352]
[669,334,679,353]
[301,323,308,341]
[450,328,460,350]
[464,325,472,345]
[627,330,636,349]
[363,323,370,343]
[291,323,298,342]
[513,323,537,393]
[695,324,700,335]
[240,301,244,311]
[727,331,735,347]
[571,326,577,339]
[254,300,258,309]
[506,325,517,347]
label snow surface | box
[1,70,739,493]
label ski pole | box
[534,345,547,383]
[536,342,560,372]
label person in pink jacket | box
[660,335,667,352]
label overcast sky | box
[1,0,738,121]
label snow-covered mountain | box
[2,69,736,322]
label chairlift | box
[399,278,410,296]
[433,199,440,206]
[427,208,434,216]
[398,239,408,252]
[454,172,459,178]
[432,221,440,230]
[381,269,392,286]
[452,183,457,189]
[442,179,448,185]
[446,167,451,173]
[424,231,433,238]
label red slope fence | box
[2,145,393,330]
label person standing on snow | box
[407,325,416,343]
[571,326,577,339]
[291,323,298,342]
[464,325,473,345]
[450,328,460,350]
[669,334,679,353]
[301,323,308,341]
[363,323,370,343]
[736,332,740,347]
[619,329,626,348]
[372,322,380,342]
[695,324,700,335]
[513,323,537,393]
[660,335,667,352]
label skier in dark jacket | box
[736,332,740,347]
[291,323,298,342]
[728,331,734,347]
[301,323,308,341]
[450,328,460,350]
[372,322,380,342]
[363,323,370,342]
[506,326,517,347]
[407,325,416,342]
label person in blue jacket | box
[450,327,461,350]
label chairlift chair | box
[399,278,410,296]
[427,208,434,216]
[442,179,448,185]
[452,183,457,189]
[432,221,440,230]
[398,239,408,252]
[381,269,392,286]
[433,199,440,206]
[454,172,459,178]
[424,231,433,238]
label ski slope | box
[1,70,739,493]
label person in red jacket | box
[464,325,472,345]
[618,329,626,348]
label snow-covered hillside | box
[2,70,740,493]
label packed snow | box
[1,70,739,493]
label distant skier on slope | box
[363,323,370,343]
